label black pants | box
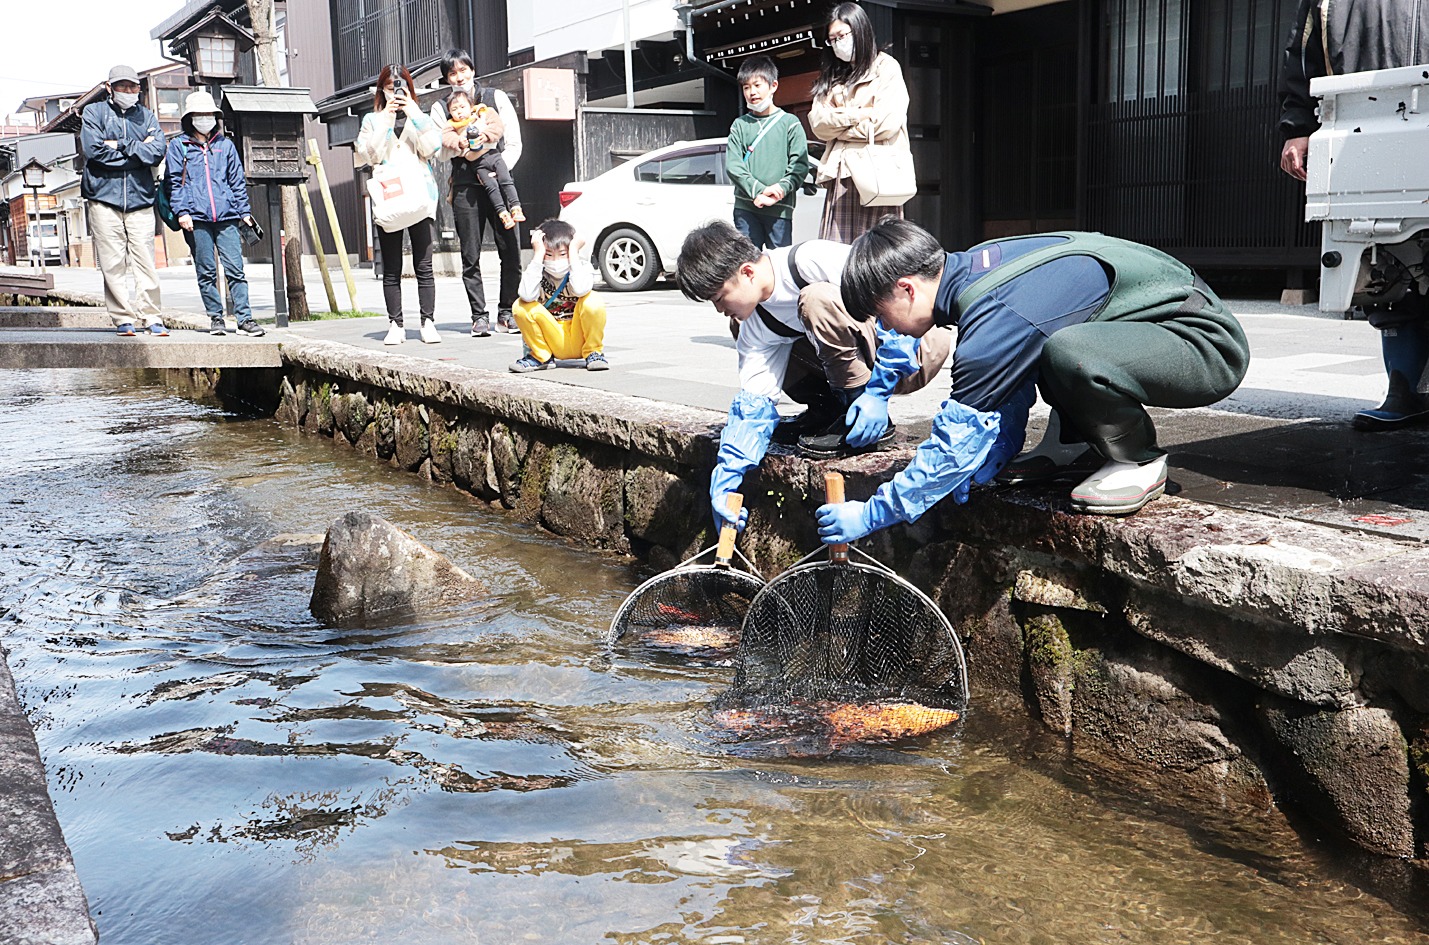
[475,152,521,215]
[1038,283,1249,464]
[376,217,435,326]
[452,181,520,322]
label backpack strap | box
[786,242,810,290]
[953,238,1084,319]
[543,272,570,310]
[755,304,805,338]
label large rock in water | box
[310,512,484,625]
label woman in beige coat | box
[808,2,912,242]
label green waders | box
[953,233,1251,464]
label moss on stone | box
[1024,613,1073,670]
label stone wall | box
[191,338,1429,860]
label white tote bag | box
[366,144,438,233]
[842,129,917,208]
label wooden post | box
[268,185,288,328]
[306,139,359,312]
[296,177,339,314]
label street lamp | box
[171,11,255,86]
[20,158,48,270]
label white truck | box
[1306,63,1429,313]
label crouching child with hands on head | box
[814,218,1251,545]
[510,220,609,373]
[676,220,952,536]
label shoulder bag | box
[842,127,916,208]
[366,133,438,233]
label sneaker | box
[471,315,492,337]
[1068,456,1168,515]
[495,312,519,334]
[209,318,228,336]
[796,422,898,459]
[498,210,516,230]
[997,445,1103,485]
[148,323,170,337]
[115,323,136,337]
[419,319,441,344]
[384,322,405,346]
[585,351,609,371]
[509,353,551,373]
[236,321,266,337]
[511,206,526,223]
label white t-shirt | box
[736,240,852,401]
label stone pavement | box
[24,258,1429,544]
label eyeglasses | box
[827,29,851,43]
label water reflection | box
[0,370,1426,945]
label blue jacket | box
[165,133,252,223]
[80,98,166,212]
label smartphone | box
[390,66,407,98]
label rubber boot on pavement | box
[1354,323,1429,431]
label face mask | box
[192,116,217,135]
[832,36,855,62]
[544,258,571,278]
[747,96,772,114]
[113,91,139,110]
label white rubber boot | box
[1069,456,1168,515]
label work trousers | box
[452,181,521,322]
[88,200,162,327]
[798,281,951,394]
[376,217,435,326]
[1038,285,1249,464]
[513,295,607,361]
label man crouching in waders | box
[815,218,1250,542]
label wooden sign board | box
[522,68,577,121]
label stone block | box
[624,463,704,553]
[1124,591,1361,708]
[1023,612,1077,736]
[303,381,335,437]
[428,408,455,483]
[451,421,497,500]
[1013,569,1109,614]
[394,401,428,472]
[1255,700,1414,857]
[373,399,396,461]
[490,422,530,508]
[332,390,371,447]
[539,442,628,551]
[274,375,299,427]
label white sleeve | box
[568,254,595,297]
[517,255,546,302]
[736,322,792,402]
[495,89,523,168]
[804,240,853,287]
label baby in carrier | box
[445,89,525,229]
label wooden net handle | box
[824,471,849,563]
[715,493,743,566]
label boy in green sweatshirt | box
[726,56,810,250]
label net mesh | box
[607,566,766,659]
[714,560,968,744]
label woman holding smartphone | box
[355,63,444,345]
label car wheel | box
[597,228,661,292]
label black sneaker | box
[771,404,845,446]
[236,321,266,337]
[795,423,898,459]
[209,319,227,336]
[996,446,1102,485]
[471,315,492,337]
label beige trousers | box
[797,281,952,394]
[88,201,162,327]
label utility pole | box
[245,0,309,319]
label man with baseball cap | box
[80,65,168,336]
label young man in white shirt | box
[676,220,951,532]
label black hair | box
[676,221,762,301]
[840,216,946,320]
[441,49,476,82]
[811,2,879,101]
[537,218,576,252]
[446,89,475,110]
[737,56,779,88]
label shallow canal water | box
[1,370,1427,945]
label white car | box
[558,137,825,292]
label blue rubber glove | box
[844,390,891,448]
[868,327,921,397]
[971,379,1037,486]
[861,397,1001,527]
[709,391,781,533]
[817,500,872,544]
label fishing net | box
[606,558,765,659]
[711,474,968,748]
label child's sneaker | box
[510,353,551,373]
[585,351,609,371]
[148,323,170,337]
[236,321,266,337]
[511,206,526,222]
[209,317,228,335]
[115,323,137,337]
[498,210,516,230]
